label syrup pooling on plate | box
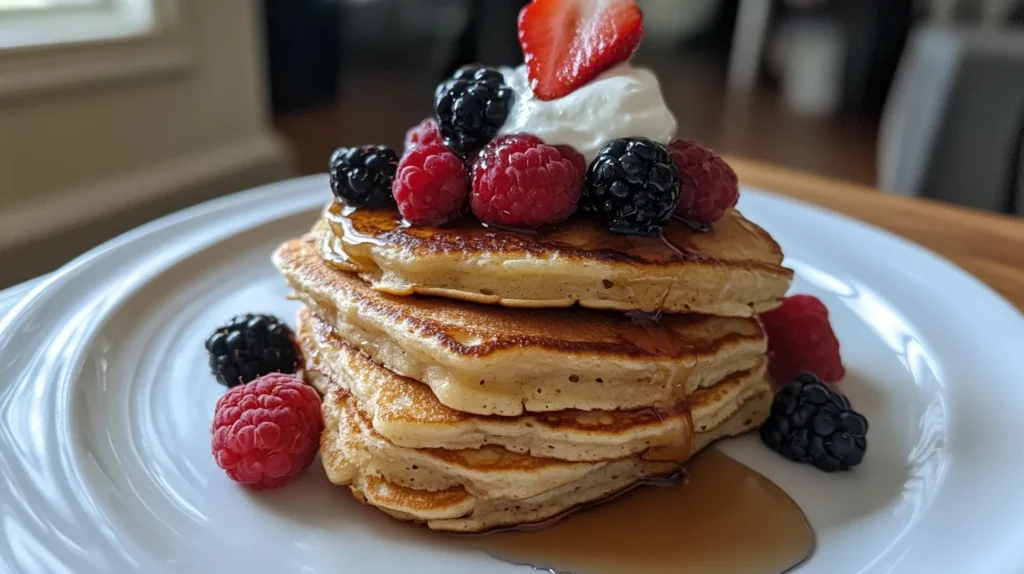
[462,450,815,574]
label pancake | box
[322,389,774,533]
[300,305,768,462]
[315,201,792,316]
[316,353,772,502]
[317,371,769,500]
[324,389,612,500]
[274,237,768,415]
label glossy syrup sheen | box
[459,450,814,574]
[324,201,721,264]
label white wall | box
[0,0,292,286]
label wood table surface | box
[730,157,1024,311]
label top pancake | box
[316,201,793,316]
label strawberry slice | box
[518,0,643,101]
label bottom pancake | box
[322,390,773,533]
[324,388,613,500]
[312,365,770,499]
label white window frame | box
[0,0,190,99]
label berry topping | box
[518,0,644,101]
[404,117,444,154]
[329,145,399,207]
[471,134,584,228]
[393,144,470,224]
[555,144,587,179]
[211,373,323,489]
[206,314,300,388]
[668,140,739,225]
[435,65,515,157]
[581,137,680,236]
[760,373,868,472]
[759,295,846,384]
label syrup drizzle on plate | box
[458,450,814,574]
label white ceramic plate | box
[2,176,1024,573]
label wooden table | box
[730,157,1024,311]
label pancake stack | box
[272,201,792,533]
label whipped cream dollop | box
[497,63,677,163]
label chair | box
[879,25,1024,214]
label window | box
[0,0,182,99]
[0,0,104,10]
[0,0,155,51]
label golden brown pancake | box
[322,389,774,533]
[314,201,792,316]
[316,368,770,500]
[274,236,768,415]
[300,305,767,462]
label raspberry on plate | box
[211,373,323,490]
[667,140,739,225]
[518,0,643,100]
[759,294,845,384]
[471,134,584,228]
[403,117,444,154]
[393,144,470,224]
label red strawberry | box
[518,0,644,101]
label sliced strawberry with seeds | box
[518,0,644,101]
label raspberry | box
[211,373,323,490]
[759,295,845,384]
[404,117,443,154]
[555,145,587,180]
[471,134,584,228]
[392,144,469,224]
[668,140,739,225]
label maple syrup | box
[322,201,702,264]
[458,450,814,574]
[671,214,713,234]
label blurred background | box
[0,0,1022,287]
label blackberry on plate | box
[582,137,681,236]
[329,145,399,207]
[434,65,514,157]
[206,314,299,388]
[760,373,868,472]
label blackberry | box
[205,314,300,388]
[760,373,868,472]
[582,138,681,236]
[329,145,399,207]
[434,65,514,157]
